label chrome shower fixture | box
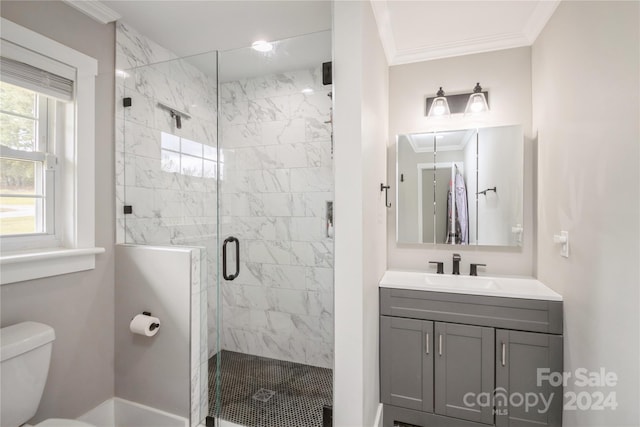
[157,102,191,129]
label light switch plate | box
[559,231,569,258]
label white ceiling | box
[218,30,331,82]
[408,129,475,153]
[371,0,560,65]
[100,0,332,56]
[67,0,559,68]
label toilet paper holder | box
[141,311,160,331]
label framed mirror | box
[396,125,523,247]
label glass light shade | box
[465,92,488,114]
[428,96,450,117]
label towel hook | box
[477,186,497,196]
[380,183,391,208]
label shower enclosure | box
[115,21,333,427]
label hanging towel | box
[445,168,469,244]
[455,170,469,244]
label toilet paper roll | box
[129,314,161,337]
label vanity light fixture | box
[251,40,273,52]
[426,83,489,117]
[427,87,450,117]
[465,82,489,114]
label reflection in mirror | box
[396,125,523,247]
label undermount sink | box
[379,270,562,301]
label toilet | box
[0,322,95,427]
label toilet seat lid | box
[36,419,95,427]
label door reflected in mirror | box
[396,125,523,247]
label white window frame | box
[0,18,104,285]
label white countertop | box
[379,270,562,301]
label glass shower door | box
[115,42,218,427]
[212,30,334,427]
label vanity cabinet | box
[495,330,563,427]
[380,288,563,427]
[435,322,494,424]
[380,317,433,412]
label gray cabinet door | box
[496,330,563,427]
[434,322,495,424]
[380,316,434,412]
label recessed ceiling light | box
[301,87,314,94]
[251,40,273,52]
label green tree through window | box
[0,82,44,234]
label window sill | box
[0,247,105,285]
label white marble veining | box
[116,22,178,70]
[118,22,334,398]
[290,167,333,193]
[220,67,333,368]
[261,119,307,145]
[116,23,216,427]
[290,241,334,268]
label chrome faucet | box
[452,253,461,275]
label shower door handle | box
[222,236,240,281]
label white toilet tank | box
[0,321,55,427]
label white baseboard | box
[373,403,383,427]
[217,420,244,427]
[78,397,187,427]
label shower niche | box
[115,21,334,427]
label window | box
[0,18,103,284]
[160,132,217,178]
[1,82,59,243]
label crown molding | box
[522,0,561,44]
[369,0,396,65]
[392,32,531,65]
[62,0,121,24]
[372,0,561,66]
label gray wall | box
[114,245,192,418]
[532,1,639,425]
[0,1,115,423]
[388,47,534,276]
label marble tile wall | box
[116,20,334,402]
[219,68,334,369]
[114,21,215,427]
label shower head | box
[170,110,182,129]
[157,102,191,130]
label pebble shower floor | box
[208,350,333,427]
